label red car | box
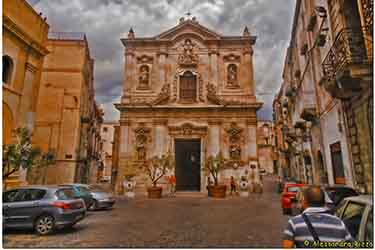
[281,183,306,215]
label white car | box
[335,195,373,242]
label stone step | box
[174,191,207,198]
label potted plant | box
[239,176,249,197]
[143,152,174,199]
[204,152,227,198]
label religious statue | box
[138,65,149,89]
[227,64,239,87]
[178,39,198,65]
[229,144,241,160]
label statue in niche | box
[137,147,146,161]
[138,65,150,89]
[227,64,239,88]
[229,144,241,160]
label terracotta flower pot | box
[147,186,162,199]
[209,185,227,198]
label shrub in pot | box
[204,152,227,198]
[143,152,174,198]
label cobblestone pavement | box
[3,176,289,248]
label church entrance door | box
[175,139,201,191]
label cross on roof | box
[185,11,191,19]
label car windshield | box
[56,188,76,200]
[77,186,91,195]
[287,186,300,193]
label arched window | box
[179,71,197,102]
[3,55,14,84]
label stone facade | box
[114,17,262,194]
[99,121,118,182]
[273,0,372,193]
[322,0,373,193]
[31,33,104,185]
[257,121,277,174]
[3,0,49,187]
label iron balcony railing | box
[361,0,373,35]
[322,27,373,81]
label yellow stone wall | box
[32,38,95,184]
[3,0,49,188]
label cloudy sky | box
[28,0,295,121]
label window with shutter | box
[179,71,197,102]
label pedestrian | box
[168,174,176,197]
[230,176,237,195]
[283,185,353,248]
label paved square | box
[4,177,288,248]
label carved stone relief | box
[224,122,246,168]
[178,39,199,66]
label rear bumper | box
[54,209,86,228]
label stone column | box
[123,48,135,98]
[209,50,219,85]
[243,47,254,95]
[158,48,167,85]
[153,119,168,157]
[119,120,132,156]
[246,118,258,161]
[116,120,132,194]
[207,120,221,156]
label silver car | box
[83,184,116,210]
[335,195,373,243]
[3,186,86,235]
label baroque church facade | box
[115,17,262,193]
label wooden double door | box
[174,139,201,191]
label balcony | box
[322,28,373,99]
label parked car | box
[82,184,115,210]
[3,186,86,235]
[335,195,373,242]
[59,184,94,209]
[293,185,359,215]
[324,185,359,208]
[281,183,306,215]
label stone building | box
[257,121,277,174]
[3,0,49,187]
[114,17,262,194]
[99,121,118,182]
[31,32,104,184]
[321,0,373,193]
[273,0,372,193]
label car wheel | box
[91,200,99,211]
[35,215,55,235]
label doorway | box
[174,139,201,191]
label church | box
[114,16,262,194]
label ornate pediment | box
[155,20,222,41]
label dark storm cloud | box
[30,0,295,121]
